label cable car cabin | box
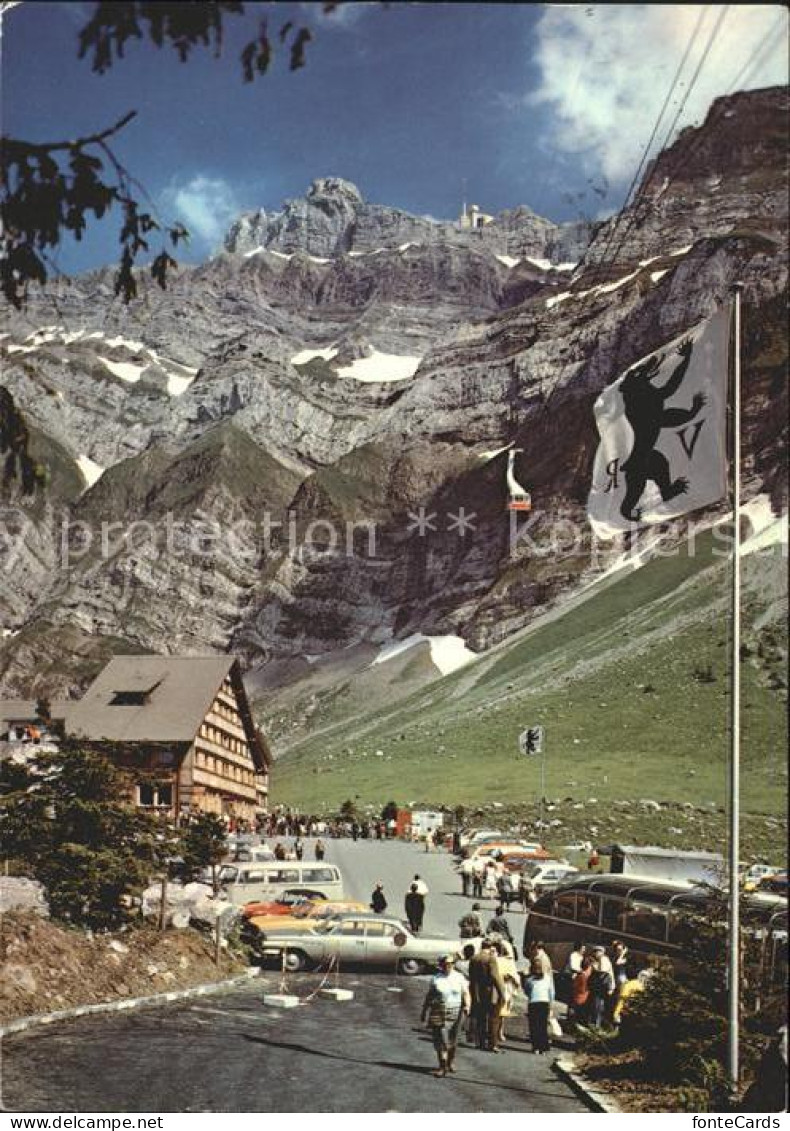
[506,448,532,512]
[523,874,787,986]
[508,494,532,513]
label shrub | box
[1,742,169,930]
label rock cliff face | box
[223,175,591,262]
[0,87,787,699]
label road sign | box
[519,726,544,756]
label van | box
[217,862,344,906]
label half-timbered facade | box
[64,656,270,823]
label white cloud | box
[162,175,240,247]
[529,5,789,186]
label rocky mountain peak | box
[222,176,592,263]
[306,177,364,206]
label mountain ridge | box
[0,86,787,713]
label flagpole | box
[728,280,743,1097]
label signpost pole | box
[540,741,546,831]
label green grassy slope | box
[270,533,788,838]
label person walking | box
[497,869,520,909]
[405,883,425,934]
[612,939,629,987]
[370,883,387,913]
[314,838,325,861]
[458,903,483,938]
[468,940,507,1052]
[472,857,486,899]
[564,941,585,975]
[484,861,499,900]
[413,874,429,897]
[459,857,474,897]
[522,958,555,1054]
[527,939,554,981]
[420,954,470,1077]
[294,837,304,861]
[588,951,615,1028]
[570,956,593,1027]
[486,906,515,952]
[492,938,520,1047]
[518,871,537,910]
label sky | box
[2,2,787,274]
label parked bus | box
[523,874,787,983]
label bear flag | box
[587,307,728,539]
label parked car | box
[459,828,502,851]
[500,849,556,872]
[233,844,276,864]
[468,841,549,864]
[518,862,580,896]
[758,871,787,896]
[742,864,780,892]
[240,889,328,919]
[256,913,457,974]
[248,900,369,934]
[459,831,504,855]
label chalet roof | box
[65,655,268,773]
[0,700,39,725]
[0,700,71,726]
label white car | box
[460,829,503,851]
[519,863,580,894]
[257,913,457,975]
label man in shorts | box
[420,954,471,1077]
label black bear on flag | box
[587,309,728,540]
[620,337,706,522]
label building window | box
[139,783,173,808]
[110,690,148,706]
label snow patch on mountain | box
[100,357,146,383]
[372,633,478,675]
[740,496,788,557]
[76,454,105,488]
[336,350,421,383]
[291,346,339,365]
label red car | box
[241,889,327,919]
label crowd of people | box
[420,934,561,1076]
[562,938,653,1028]
[259,811,400,840]
[419,898,653,1077]
[457,853,554,909]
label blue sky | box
[2,2,787,274]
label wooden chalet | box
[64,655,271,823]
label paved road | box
[314,835,528,944]
[1,840,588,1113]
